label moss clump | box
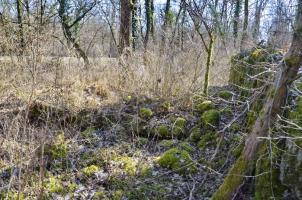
[48,133,69,160]
[171,117,187,136]
[157,139,178,149]
[230,123,240,132]
[195,100,215,113]
[201,110,220,129]
[81,127,96,138]
[112,190,124,200]
[93,191,106,199]
[218,90,233,100]
[198,132,216,150]
[139,108,153,119]
[45,176,64,194]
[0,192,24,200]
[82,165,100,177]
[221,107,233,116]
[178,142,194,153]
[212,155,250,200]
[155,125,169,138]
[189,126,202,143]
[137,137,148,146]
[112,156,137,176]
[157,148,196,174]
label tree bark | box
[233,0,242,46]
[240,0,249,51]
[119,0,132,54]
[132,0,139,50]
[212,1,302,199]
[16,0,25,54]
[160,0,171,53]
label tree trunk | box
[160,0,171,53]
[144,0,152,49]
[233,0,242,46]
[16,0,25,54]
[240,0,249,51]
[203,36,215,95]
[132,0,139,50]
[119,0,132,54]
[58,0,91,67]
[212,1,302,198]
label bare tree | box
[58,0,96,67]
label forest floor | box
[0,80,249,199]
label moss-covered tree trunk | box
[212,2,302,199]
[203,36,215,95]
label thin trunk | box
[145,0,151,49]
[119,0,132,54]
[233,0,241,46]
[180,4,186,50]
[212,1,302,198]
[203,36,215,95]
[16,0,25,54]
[132,0,139,50]
[160,0,171,53]
[252,0,261,41]
[240,0,248,50]
[150,0,155,41]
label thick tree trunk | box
[212,1,302,199]
[119,0,132,54]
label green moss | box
[284,56,301,67]
[157,148,197,174]
[81,127,96,138]
[255,145,286,200]
[112,190,124,200]
[45,176,64,194]
[201,109,220,129]
[157,139,177,149]
[93,191,106,199]
[112,156,137,176]
[67,182,78,192]
[221,107,233,116]
[0,191,24,200]
[138,163,152,177]
[155,125,169,137]
[48,133,69,160]
[195,100,215,113]
[198,132,216,150]
[162,101,172,111]
[171,117,187,136]
[246,111,257,129]
[139,108,153,119]
[218,90,233,100]
[137,137,148,146]
[189,126,202,143]
[230,123,240,132]
[82,165,100,177]
[212,155,250,200]
[178,142,194,153]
